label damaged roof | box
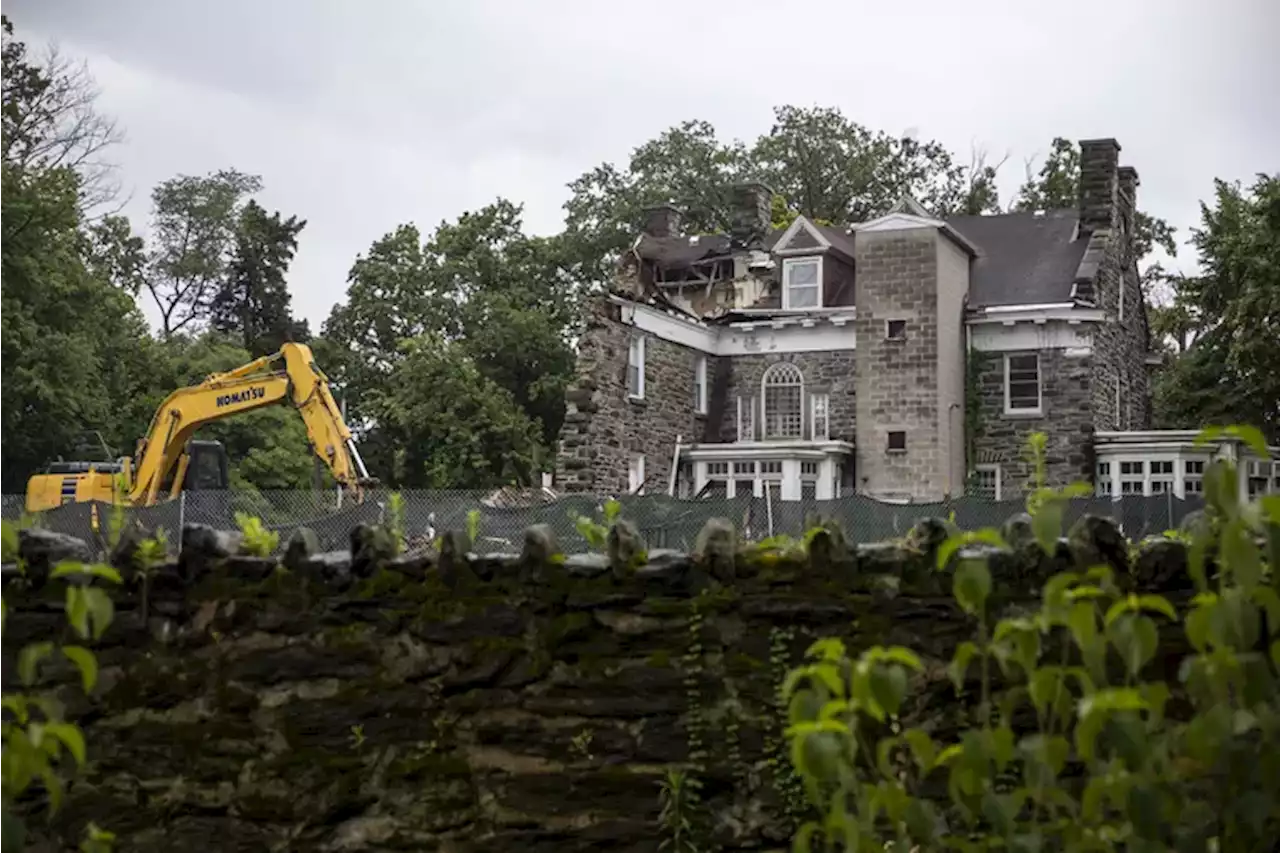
[634,208,1091,308]
[944,209,1089,307]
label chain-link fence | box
[2,489,1205,557]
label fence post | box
[178,490,186,553]
[1166,488,1173,533]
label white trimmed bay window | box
[782,257,822,309]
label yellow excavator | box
[24,342,375,513]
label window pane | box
[788,284,819,308]
[787,260,818,286]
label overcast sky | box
[8,0,1278,330]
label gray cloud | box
[8,0,1278,329]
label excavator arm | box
[128,342,371,505]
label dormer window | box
[782,257,822,310]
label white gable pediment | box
[855,211,945,233]
[773,215,831,255]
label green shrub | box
[2,561,121,851]
[571,497,622,552]
[234,512,279,557]
[782,429,1280,851]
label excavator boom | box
[25,342,372,512]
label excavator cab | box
[157,440,231,496]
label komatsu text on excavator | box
[25,342,375,513]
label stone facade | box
[971,348,1096,496]
[715,351,857,443]
[853,230,943,501]
[555,136,1156,502]
[557,298,711,495]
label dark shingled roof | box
[945,209,1087,307]
[636,209,1089,309]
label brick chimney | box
[1077,138,1120,236]
[642,203,682,239]
[729,182,773,249]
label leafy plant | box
[465,508,481,549]
[781,428,1280,851]
[658,768,707,853]
[2,561,120,850]
[570,497,623,551]
[234,512,279,557]
[387,491,406,555]
[1,520,17,565]
[569,729,594,761]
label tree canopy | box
[2,12,1277,500]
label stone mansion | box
[554,138,1280,504]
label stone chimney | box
[729,182,773,249]
[641,203,682,239]
[1077,138,1121,236]
[1117,165,1139,227]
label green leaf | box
[50,562,122,584]
[43,722,86,766]
[17,642,54,686]
[935,528,1007,570]
[1032,498,1063,553]
[902,728,936,771]
[65,587,89,639]
[806,637,846,662]
[877,646,923,671]
[949,641,979,693]
[1223,518,1262,589]
[81,587,115,640]
[1067,601,1098,652]
[953,559,992,616]
[1108,615,1159,676]
[1134,594,1178,621]
[61,646,98,693]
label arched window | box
[761,362,804,438]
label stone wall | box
[971,348,1095,496]
[854,229,942,501]
[3,515,1193,852]
[714,351,858,443]
[557,298,711,495]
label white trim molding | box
[781,257,823,309]
[612,296,857,355]
[1003,352,1043,416]
[773,215,831,256]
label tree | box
[1154,174,1280,439]
[363,335,543,489]
[83,213,146,295]
[561,106,1000,286]
[209,199,308,356]
[1,16,123,214]
[0,162,153,491]
[144,168,263,338]
[320,201,578,485]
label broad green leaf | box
[876,646,923,671]
[953,559,992,616]
[17,642,53,686]
[936,528,1007,570]
[1067,601,1098,652]
[65,587,89,639]
[61,646,98,693]
[1108,614,1159,677]
[50,562,122,584]
[949,641,979,693]
[1223,518,1262,589]
[1135,594,1178,621]
[43,722,86,766]
[902,728,936,771]
[1032,499,1063,554]
[806,637,846,662]
[1029,668,1060,716]
[81,587,115,640]
[869,664,908,718]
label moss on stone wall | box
[1,515,1196,850]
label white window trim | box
[628,334,646,399]
[974,463,1002,500]
[761,363,805,439]
[694,355,708,414]
[810,393,830,441]
[628,454,646,494]
[1003,352,1043,416]
[781,257,823,310]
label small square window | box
[886,319,907,340]
[887,431,907,452]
